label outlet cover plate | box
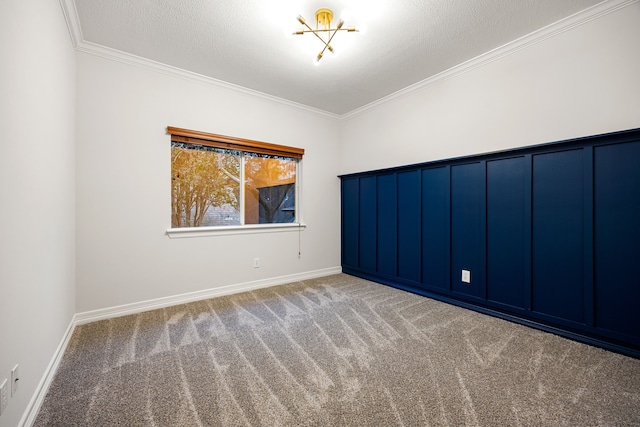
[462,270,471,284]
[11,365,18,396]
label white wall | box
[339,3,640,174]
[0,1,76,426]
[75,54,342,313]
[3,1,637,424]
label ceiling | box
[71,0,603,115]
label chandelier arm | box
[318,23,341,58]
[299,19,335,52]
[316,43,329,61]
[297,28,349,33]
[311,31,333,50]
[295,10,354,61]
[316,38,332,61]
[293,27,358,35]
[300,20,314,32]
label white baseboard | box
[19,316,77,427]
[75,266,343,325]
[20,267,342,426]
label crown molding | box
[341,0,639,120]
[58,0,340,121]
[59,0,636,121]
[77,41,341,121]
[58,0,82,47]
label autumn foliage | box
[171,146,296,227]
[171,146,240,227]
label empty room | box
[1,0,639,426]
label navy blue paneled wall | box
[340,129,640,357]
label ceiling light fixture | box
[294,8,357,62]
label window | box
[168,127,304,230]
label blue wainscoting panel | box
[397,170,421,283]
[487,157,526,309]
[451,162,484,298]
[532,149,584,323]
[594,141,640,340]
[421,167,449,289]
[339,128,640,358]
[377,174,397,277]
[341,177,359,269]
[359,176,377,272]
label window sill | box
[166,223,307,238]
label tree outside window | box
[171,143,298,228]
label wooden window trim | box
[167,126,304,159]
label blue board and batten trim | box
[339,128,640,358]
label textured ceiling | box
[72,0,603,115]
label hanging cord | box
[298,222,302,258]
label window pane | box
[171,144,240,227]
[244,155,296,224]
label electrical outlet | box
[0,379,8,416]
[462,269,471,284]
[11,365,19,396]
[253,258,260,268]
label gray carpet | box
[34,274,640,426]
